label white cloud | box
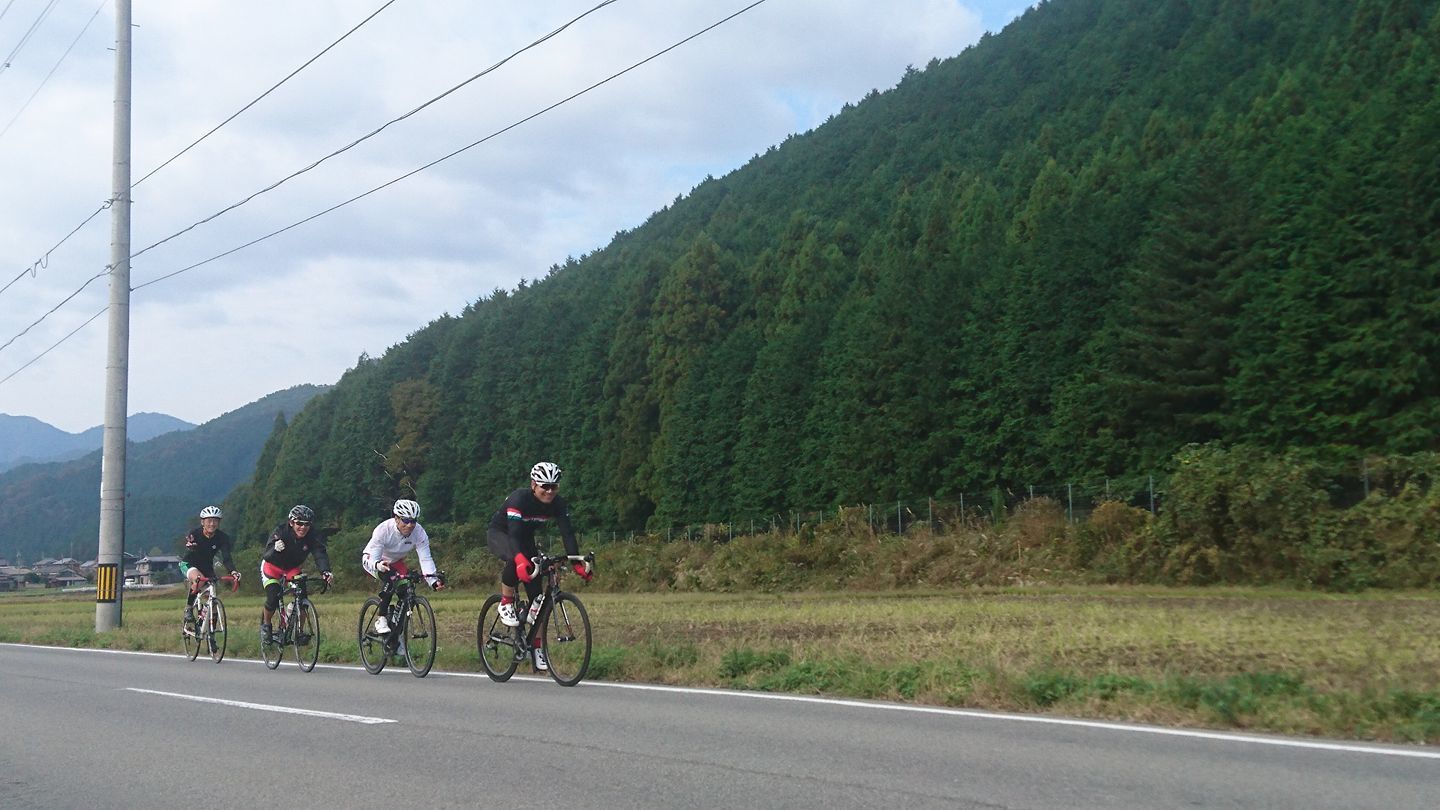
[0,0,1012,431]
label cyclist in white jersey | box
[361,499,444,635]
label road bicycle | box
[477,552,593,687]
[357,569,442,677]
[182,574,238,663]
[261,574,328,672]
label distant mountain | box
[0,412,194,473]
[0,385,327,561]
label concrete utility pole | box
[96,0,132,631]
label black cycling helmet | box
[288,504,315,524]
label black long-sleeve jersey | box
[487,488,578,557]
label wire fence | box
[557,453,1414,550]
[567,476,1166,548]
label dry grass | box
[3,585,1438,743]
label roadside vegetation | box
[5,491,1437,745]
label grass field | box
[2,585,1438,744]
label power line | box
[133,0,771,291]
[1,0,616,326]
[0,198,110,297]
[3,0,772,383]
[131,0,623,262]
[0,305,106,386]
[132,0,398,189]
[0,0,393,302]
[0,0,62,78]
[0,0,109,143]
[0,268,108,354]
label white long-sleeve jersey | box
[361,519,438,582]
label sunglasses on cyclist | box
[291,520,311,527]
[398,517,417,525]
[537,483,557,492]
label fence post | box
[1105,477,1111,499]
[1028,484,1034,500]
[1362,457,1370,498]
[928,497,933,530]
[896,501,902,535]
[1148,475,1156,513]
[1067,483,1073,523]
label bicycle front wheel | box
[477,594,519,682]
[261,604,284,670]
[405,594,437,678]
[542,591,592,687]
[182,607,200,661]
[208,598,228,663]
[357,597,387,675]
[294,599,320,672]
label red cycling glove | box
[572,562,593,582]
[514,553,533,583]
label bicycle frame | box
[185,574,237,663]
[263,574,327,671]
[478,551,594,685]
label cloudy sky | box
[0,0,1024,433]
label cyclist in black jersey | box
[486,461,592,670]
[180,506,239,623]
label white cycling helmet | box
[393,499,421,520]
[199,505,223,519]
[530,461,562,485]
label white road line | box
[6,642,1437,758]
[125,687,395,724]
[577,681,1440,760]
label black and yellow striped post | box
[96,563,119,604]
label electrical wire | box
[0,268,109,354]
[133,0,770,291]
[0,305,106,386]
[132,0,399,189]
[0,0,62,79]
[130,0,623,262]
[0,198,110,297]
[1,0,772,385]
[0,0,393,302]
[0,0,109,143]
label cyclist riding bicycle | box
[362,498,445,635]
[486,461,592,671]
[180,505,240,624]
[259,504,333,644]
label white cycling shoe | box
[497,601,519,627]
[374,615,391,634]
[533,647,548,671]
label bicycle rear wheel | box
[294,599,320,672]
[542,591,592,687]
[357,597,387,675]
[477,594,519,682]
[182,607,200,661]
[405,594,437,678]
[208,598,228,663]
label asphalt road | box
[0,642,1435,808]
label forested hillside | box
[236,0,1440,539]
[0,385,325,561]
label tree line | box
[223,0,1440,558]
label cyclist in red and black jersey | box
[258,504,333,644]
[486,461,592,669]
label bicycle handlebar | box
[285,573,330,595]
[198,574,240,593]
[530,552,596,575]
